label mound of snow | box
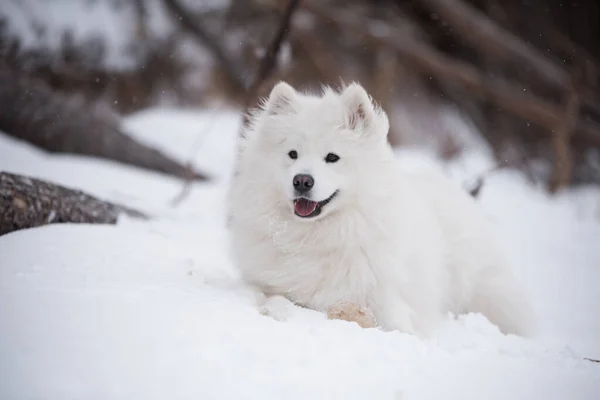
[0,108,599,399]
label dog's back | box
[406,169,534,335]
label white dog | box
[227,81,533,337]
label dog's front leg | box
[374,295,418,335]
[258,294,297,322]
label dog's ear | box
[340,83,376,131]
[264,82,298,116]
[340,83,389,139]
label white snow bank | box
[0,108,599,399]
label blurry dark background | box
[1,0,599,192]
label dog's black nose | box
[293,174,314,194]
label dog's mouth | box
[293,191,339,218]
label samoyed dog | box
[228,81,533,337]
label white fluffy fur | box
[228,81,533,337]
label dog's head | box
[243,81,391,220]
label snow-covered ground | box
[1,108,599,400]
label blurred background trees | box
[1,0,599,192]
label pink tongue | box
[295,198,318,216]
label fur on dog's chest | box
[253,231,381,311]
[229,206,401,311]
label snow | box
[1,108,599,399]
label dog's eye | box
[288,150,298,160]
[325,153,340,163]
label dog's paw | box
[327,301,377,328]
[377,300,418,335]
[258,295,296,322]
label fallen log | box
[0,69,208,181]
[0,172,147,236]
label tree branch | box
[548,91,580,193]
[245,0,301,103]
[549,67,583,193]
[415,0,569,87]
[163,0,247,92]
[301,0,600,149]
[241,0,301,131]
[415,0,600,116]
[134,0,149,39]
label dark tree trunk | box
[0,172,147,236]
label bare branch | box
[549,70,582,193]
[301,0,600,149]
[133,0,148,39]
[241,0,301,131]
[170,105,224,207]
[163,0,247,92]
[416,0,600,118]
[373,45,400,147]
[416,0,569,87]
